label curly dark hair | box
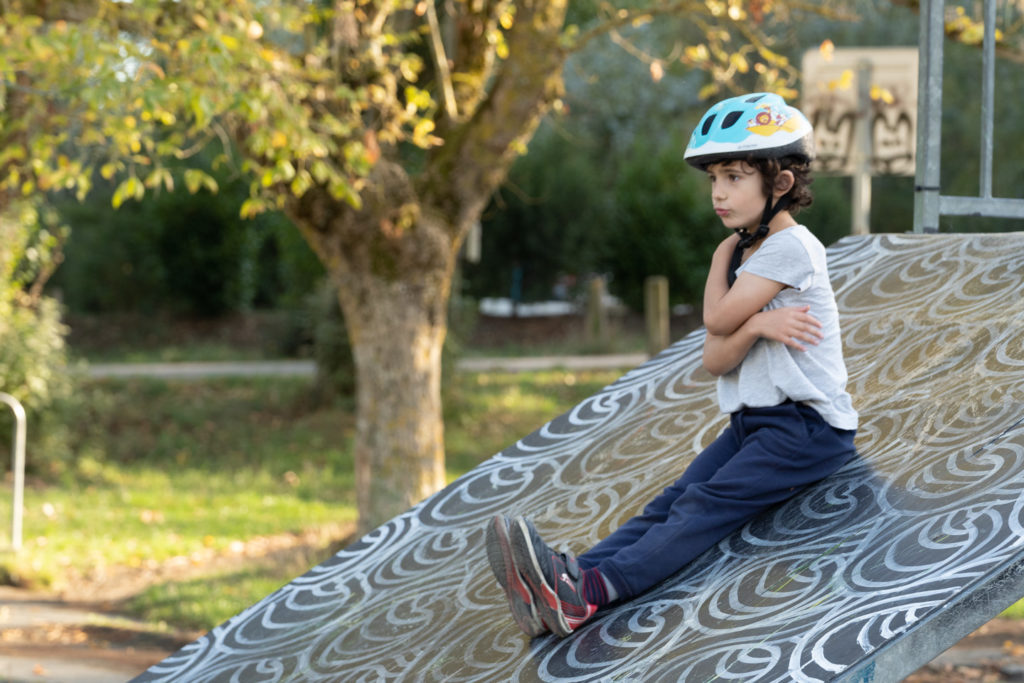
[746,155,814,215]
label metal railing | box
[0,393,26,552]
[913,0,1024,232]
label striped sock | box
[581,567,610,607]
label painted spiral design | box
[135,234,1024,682]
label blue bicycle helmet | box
[684,92,814,169]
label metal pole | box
[0,393,26,552]
[851,60,873,235]
[979,0,996,199]
[913,0,944,233]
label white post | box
[0,393,26,552]
[851,60,873,235]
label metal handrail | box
[0,393,26,552]
[914,0,1024,231]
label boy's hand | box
[753,305,823,352]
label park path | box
[86,353,651,380]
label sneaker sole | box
[485,515,545,637]
[509,517,573,637]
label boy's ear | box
[773,170,795,197]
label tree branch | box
[425,0,459,120]
[572,0,704,53]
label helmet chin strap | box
[727,194,792,286]
[734,194,791,248]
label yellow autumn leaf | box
[685,44,709,63]
[829,69,854,91]
[271,130,288,148]
[240,198,267,218]
[650,61,664,83]
[820,39,835,61]
[870,85,895,104]
[727,0,746,21]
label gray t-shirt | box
[716,225,858,430]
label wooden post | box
[585,276,608,346]
[644,276,669,357]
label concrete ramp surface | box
[135,233,1024,682]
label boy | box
[486,93,858,638]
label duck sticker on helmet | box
[747,104,801,137]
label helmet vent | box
[701,115,716,136]
[721,111,743,129]
[745,94,765,103]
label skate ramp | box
[135,233,1024,682]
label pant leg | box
[578,423,742,570]
[596,402,856,599]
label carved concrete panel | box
[135,234,1024,682]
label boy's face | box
[706,160,766,231]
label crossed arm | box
[702,235,823,376]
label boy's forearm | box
[702,315,761,376]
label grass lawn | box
[0,368,625,633]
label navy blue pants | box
[577,401,856,600]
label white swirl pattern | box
[134,234,1024,682]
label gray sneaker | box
[509,516,598,638]
[485,514,547,637]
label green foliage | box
[306,281,355,402]
[467,121,720,311]
[0,200,70,411]
[466,125,608,302]
[49,158,324,316]
[0,1,437,215]
[604,132,720,310]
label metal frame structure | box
[914,0,1024,232]
[0,392,25,552]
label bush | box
[0,201,71,410]
[307,281,355,402]
[603,132,720,310]
[49,154,324,317]
[466,125,609,303]
[0,200,73,475]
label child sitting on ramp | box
[486,92,859,638]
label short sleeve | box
[740,231,815,291]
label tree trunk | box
[286,3,572,534]
[288,164,458,534]
[340,252,452,533]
